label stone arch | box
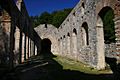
[96,6,115,69]
[98,6,115,44]
[41,38,52,53]
[81,22,89,46]
[72,28,77,59]
[41,33,59,55]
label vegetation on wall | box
[30,8,73,28]
[102,9,116,44]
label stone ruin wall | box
[36,0,120,69]
[35,24,59,54]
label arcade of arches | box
[35,0,120,70]
[0,0,120,70]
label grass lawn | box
[53,55,112,74]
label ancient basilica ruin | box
[0,0,120,71]
[35,0,120,70]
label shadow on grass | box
[0,38,116,80]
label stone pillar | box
[24,35,26,60]
[60,38,63,55]
[72,33,77,59]
[16,0,23,63]
[35,45,37,55]
[30,40,34,56]
[63,37,66,55]
[28,38,31,57]
[67,36,71,55]
[19,31,22,63]
[21,33,25,62]
[26,36,28,59]
[96,26,105,70]
[14,27,20,65]
[27,38,30,58]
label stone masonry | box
[35,0,120,70]
[0,0,41,68]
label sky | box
[24,0,80,16]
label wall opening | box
[41,38,52,53]
[81,3,85,15]
[81,22,89,46]
[41,38,55,58]
[98,6,115,44]
[72,28,77,58]
[96,6,115,69]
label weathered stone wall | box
[35,24,59,54]
[37,0,120,70]
[105,43,120,60]
[0,0,41,68]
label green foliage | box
[53,55,111,74]
[52,8,72,28]
[30,8,72,28]
[38,12,52,24]
[102,9,116,44]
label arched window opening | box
[81,22,89,46]
[81,3,85,15]
[67,32,70,37]
[63,35,65,38]
[98,6,115,44]
[73,28,77,35]
[82,3,85,8]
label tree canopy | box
[30,8,73,28]
[102,9,116,44]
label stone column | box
[30,40,34,56]
[28,38,31,57]
[19,31,22,63]
[96,26,105,70]
[96,16,106,70]
[14,27,20,65]
[35,45,37,55]
[63,37,66,55]
[72,33,77,59]
[27,38,30,58]
[67,35,71,55]
[24,34,26,60]
[26,36,28,59]
[60,38,63,55]
[21,33,25,62]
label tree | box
[102,9,116,43]
[30,8,72,28]
[38,12,52,24]
[52,8,72,28]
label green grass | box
[53,55,112,74]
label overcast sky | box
[24,0,80,16]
